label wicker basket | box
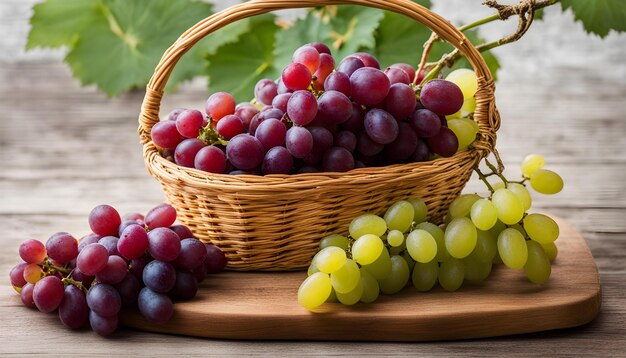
[137,0,501,271]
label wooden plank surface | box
[1,59,625,355]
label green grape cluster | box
[297,154,564,310]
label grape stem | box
[43,258,72,275]
[475,167,496,194]
[61,276,89,294]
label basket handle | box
[138,0,500,155]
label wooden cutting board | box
[122,217,601,341]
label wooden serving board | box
[122,217,601,341]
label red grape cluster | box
[151,42,465,175]
[9,204,227,336]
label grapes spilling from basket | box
[151,42,480,175]
[298,154,563,309]
[8,203,227,336]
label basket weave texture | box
[138,0,501,271]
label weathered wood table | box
[1,60,624,355]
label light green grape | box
[416,222,449,262]
[412,259,439,292]
[446,68,478,99]
[349,214,387,239]
[529,169,563,195]
[352,234,384,265]
[384,200,415,233]
[336,280,364,305]
[444,217,478,259]
[446,108,462,120]
[509,223,528,238]
[326,288,338,303]
[320,234,349,250]
[438,258,464,292]
[298,272,332,310]
[507,183,532,211]
[469,229,497,263]
[449,194,481,218]
[389,243,405,256]
[406,229,438,263]
[314,246,347,274]
[523,213,559,244]
[488,220,507,239]
[402,251,416,273]
[490,178,506,191]
[470,198,498,230]
[330,259,360,293]
[524,240,551,284]
[362,248,392,280]
[541,242,558,262]
[379,255,410,294]
[448,118,478,151]
[491,188,524,225]
[460,117,479,132]
[359,268,380,303]
[307,259,319,276]
[407,198,428,224]
[463,255,492,283]
[521,154,545,177]
[461,96,476,115]
[387,230,405,247]
[497,228,528,269]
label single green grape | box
[336,280,364,305]
[449,194,481,218]
[469,229,497,263]
[463,255,493,283]
[445,217,478,259]
[461,97,476,116]
[362,248,392,281]
[523,213,559,244]
[415,222,448,262]
[352,234,384,265]
[379,255,410,294]
[407,198,428,224]
[412,259,439,292]
[491,188,524,225]
[389,243,405,256]
[307,259,319,276]
[446,68,478,99]
[406,229,438,263]
[359,268,380,303]
[320,234,349,250]
[438,258,464,292]
[384,200,415,233]
[506,183,532,211]
[470,198,498,230]
[488,220,507,239]
[448,119,478,151]
[541,242,558,262]
[298,272,332,310]
[349,214,387,239]
[529,169,564,195]
[387,230,405,247]
[524,240,551,284]
[509,223,528,238]
[497,228,528,269]
[402,250,416,273]
[314,246,347,274]
[490,178,506,191]
[326,288,338,303]
[521,154,545,177]
[330,259,360,293]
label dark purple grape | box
[148,228,181,262]
[89,311,118,336]
[390,63,416,83]
[337,56,364,77]
[78,233,101,253]
[234,104,260,130]
[356,130,384,156]
[249,108,284,135]
[282,62,312,91]
[167,108,185,121]
[334,131,357,153]
[271,93,292,113]
[143,260,176,293]
[350,68,391,106]
[87,283,121,317]
[173,238,208,271]
[383,122,418,163]
[170,225,194,240]
[59,285,89,329]
[226,134,265,170]
[308,42,331,55]
[112,274,139,309]
[174,138,205,168]
[427,126,459,157]
[77,243,109,276]
[70,267,94,290]
[285,126,313,158]
[324,71,351,96]
[287,90,318,126]
[118,224,149,260]
[138,287,174,324]
[216,114,244,140]
[205,244,227,273]
[32,276,64,313]
[322,147,355,172]
[176,109,204,138]
[123,212,144,221]
[130,256,149,283]
[364,109,399,144]
[88,205,121,237]
[351,52,380,69]
[341,102,365,133]
[254,78,278,105]
[98,236,119,256]
[194,145,227,174]
[255,118,287,151]
[354,160,366,169]
[385,83,417,121]
[297,166,319,174]
[20,283,35,308]
[420,79,464,115]
[151,121,185,150]
[262,146,293,175]
[119,220,141,236]
[317,90,353,125]
[192,262,207,283]
[10,262,28,288]
[95,255,128,285]
[384,67,411,84]
[410,109,442,138]
[145,203,177,230]
[302,127,334,165]
[170,270,198,301]
[440,115,448,127]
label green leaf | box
[274,6,384,69]
[206,14,280,103]
[560,0,626,38]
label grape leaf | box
[206,14,280,103]
[560,0,626,38]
